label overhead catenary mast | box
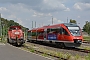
[52,16,53,25]
[35,21,36,28]
[32,21,33,28]
[0,13,2,37]
[67,17,68,23]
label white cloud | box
[64,8,70,11]
[1,0,90,13]
[41,0,70,12]
[0,3,36,28]
[16,18,23,25]
[7,3,31,13]
[33,12,52,17]
[0,0,89,29]
[74,2,90,11]
[77,16,80,18]
[0,7,7,11]
[33,12,44,17]
[74,3,82,10]
[7,15,16,19]
[58,20,62,23]
[0,0,70,13]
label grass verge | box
[22,43,89,60]
[83,36,90,41]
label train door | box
[27,31,32,41]
[57,27,70,41]
[57,27,64,40]
[31,31,37,40]
[37,31,44,39]
[61,27,70,41]
[43,29,47,40]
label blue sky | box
[0,0,90,29]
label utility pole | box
[67,17,68,23]
[52,16,53,25]
[0,13,2,37]
[35,21,36,28]
[32,21,33,28]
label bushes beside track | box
[83,36,90,42]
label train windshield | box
[68,27,81,36]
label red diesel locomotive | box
[7,26,25,46]
[27,23,83,47]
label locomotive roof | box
[9,26,22,29]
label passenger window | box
[47,29,51,33]
[62,28,69,35]
[38,32,43,36]
[60,28,62,34]
[27,32,31,36]
[31,32,36,36]
[47,28,59,34]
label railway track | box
[12,41,89,60]
[23,42,89,56]
[19,41,90,60]
[82,43,90,46]
[65,47,90,53]
[22,44,67,60]
[83,41,90,44]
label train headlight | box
[74,39,82,44]
[15,32,19,34]
[20,36,23,39]
[77,40,82,44]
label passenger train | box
[27,23,83,47]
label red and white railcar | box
[27,23,83,47]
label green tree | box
[0,18,29,37]
[83,21,90,34]
[69,19,77,24]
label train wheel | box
[56,42,66,48]
[30,40,34,43]
[60,43,66,48]
[27,40,30,42]
[16,40,21,46]
[7,38,10,43]
[17,42,20,46]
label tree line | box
[0,18,29,37]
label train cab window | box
[10,27,17,30]
[67,26,81,36]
